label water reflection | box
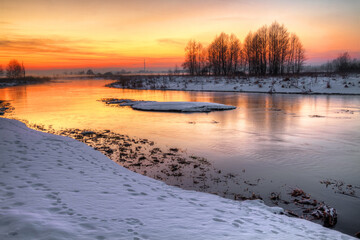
[2,85,28,102]
[1,79,358,165]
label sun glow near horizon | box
[1,0,359,71]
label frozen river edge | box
[0,118,355,240]
[107,75,360,95]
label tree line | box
[323,52,360,73]
[182,21,305,76]
[0,59,26,79]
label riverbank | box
[0,76,52,88]
[107,74,360,95]
[25,120,345,228]
[0,117,354,239]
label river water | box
[1,79,359,236]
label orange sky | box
[1,0,359,71]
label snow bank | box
[0,82,18,88]
[0,118,354,240]
[109,75,360,95]
[105,99,236,112]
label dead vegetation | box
[320,179,359,198]
[0,100,14,116]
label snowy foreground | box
[109,75,360,95]
[103,99,236,112]
[0,118,354,240]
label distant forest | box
[182,21,360,76]
[320,52,360,74]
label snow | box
[132,101,236,112]
[0,118,355,240]
[104,99,236,112]
[109,75,360,95]
[0,82,18,88]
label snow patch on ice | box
[104,99,236,112]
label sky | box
[0,0,359,72]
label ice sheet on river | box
[105,99,236,112]
[0,118,354,240]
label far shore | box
[2,73,360,96]
[0,76,52,88]
[106,73,360,95]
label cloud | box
[157,38,186,46]
[0,35,185,69]
[0,21,11,25]
[209,16,252,22]
[0,37,86,54]
[0,36,129,59]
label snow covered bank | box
[0,77,52,89]
[0,118,354,239]
[102,99,236,112]
[108,75,360,95]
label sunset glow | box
[1,0,359,71]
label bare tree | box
[6,59,23,79]
[287,34,296,73]
[208,40,219,75]
[268,22,280,75]
[244,28,268,75]
[252,32,261,75]
[334,52,351,73]
[324,52,360,73]
[293,36,305,73]
[207,33,242,75]
[218,33,229,75]
[174,64,180,74]
[243,22,303,75]
[244,31,263,75]
[183,40,199,75]
[243,31,254,74]
[21,62,26,78]
[268,23,278,75]
[278,25,289,74]
[183,21,305,76]
[228,34,241,75]
[268,22,290,75]
[86,69,95,75]
[0,65,4,76]
[324,60,334,73]
[287,33,305,73]
[238,45,246,74]
[256,26,268,75]
[208,33,230,75]
[198,45,209,75]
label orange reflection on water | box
[0,79,359,158]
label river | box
[1,79,359,236]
